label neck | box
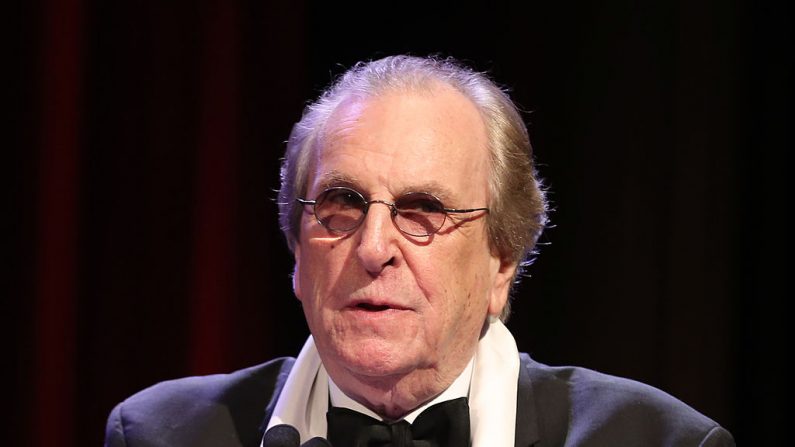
[328,356,472,420]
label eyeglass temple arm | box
[443,207,489,214]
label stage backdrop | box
[9,0,788,445]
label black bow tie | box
[326,397,471,447]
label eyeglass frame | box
[296,186,490,237]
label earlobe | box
[488,258,517,316]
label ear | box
[292,242,303,302]
[487,255,517,317]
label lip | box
[345,298,411,313]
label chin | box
[332,337,422,379]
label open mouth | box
[355,303,392,312]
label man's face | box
[293,84,515,398]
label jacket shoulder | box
[105,357,295,447]
[518,353,734,446]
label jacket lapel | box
[514,353,541,446]
[259,358,296,439]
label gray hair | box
[278,55,547,320]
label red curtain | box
[189,0,239,376]
[33,0,84,444]
[22,1,310,445]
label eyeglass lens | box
[314,187,447,237]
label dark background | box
[8,0,788,445]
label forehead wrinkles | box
[308,97,371,188]
[316,84,464,155]
[317,95,369,151]
[312,96,400,194]
[311,88,491,202]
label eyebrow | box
[315,170,361,191]
[314,171,458,205]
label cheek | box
[414,238,492,316]
[448,235,492,284]
[450,246,495,314]
[296,238,349,304]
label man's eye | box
[324,189,362,207]
[399,195,445,213]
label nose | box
[355,201,400,274]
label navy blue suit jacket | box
[104,353,734,446]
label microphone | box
[262,424,333,447]
[262,424,299,446]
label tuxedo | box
[104,353,734,446]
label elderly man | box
[105,56,734,447]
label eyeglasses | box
[296,187,489,237]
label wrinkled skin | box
[293,84,516,419]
